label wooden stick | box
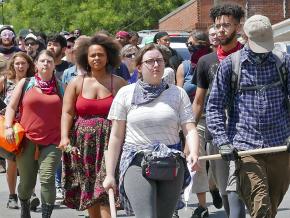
[199,145,288,161]
[104,151,117,218]
[108,188,117,218]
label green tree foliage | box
[2,0,187,35]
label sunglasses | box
[125,53,135,59]
[25,41,36,46]
[186,42,194,47]
[1,30,14,38]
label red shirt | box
[75,94,114,117]
[20,88,62,145]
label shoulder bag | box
[0,78,30,155]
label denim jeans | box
[55,163,62,188]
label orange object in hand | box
[0,115,25,154]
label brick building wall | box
[159,0,199,31]
[197,0,246,29]
[196,0,212,30]
[247,0,285,25]
[159,0,288,32]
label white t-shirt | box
[108,83,194,146]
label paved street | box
[0,173,289,217]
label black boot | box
[19,199,31,218]
[210,189,223,209]
[42,204,54,218]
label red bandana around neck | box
[34,73,57,95]
[216,42,243,62]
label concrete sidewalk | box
[0,174,289,217]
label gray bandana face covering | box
[131,79,168,106]
[246,45,270,64]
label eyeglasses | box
[125,53,135,59]
[142,58,164,66]
[214,23,234,30]
[25,42,36,46]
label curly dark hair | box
[75,34,121,75]
[7,52,35,80]
[47,34,67,48]
[210,4,245,23]
[135,43,165,66]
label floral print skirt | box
[62,115,111,210]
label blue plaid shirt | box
[206,46,290,150]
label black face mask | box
[188,44,204,53]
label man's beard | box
[54,49,63,60]
[1,40,13,47]
[220,31,236,46]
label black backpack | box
[229,49,289,112]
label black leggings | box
[124,158,184,218]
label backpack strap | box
[272,49,287,91]
[23,77,64,98]
[272,49,284,67]
[272,49,290,114]
[19,78,31,103]
[24,77,36,93]
[227,50,242,112]
[16,77,31,111]
[230,50,242,94]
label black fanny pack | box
[141,152,180,181]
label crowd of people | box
[0,3,289,218]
